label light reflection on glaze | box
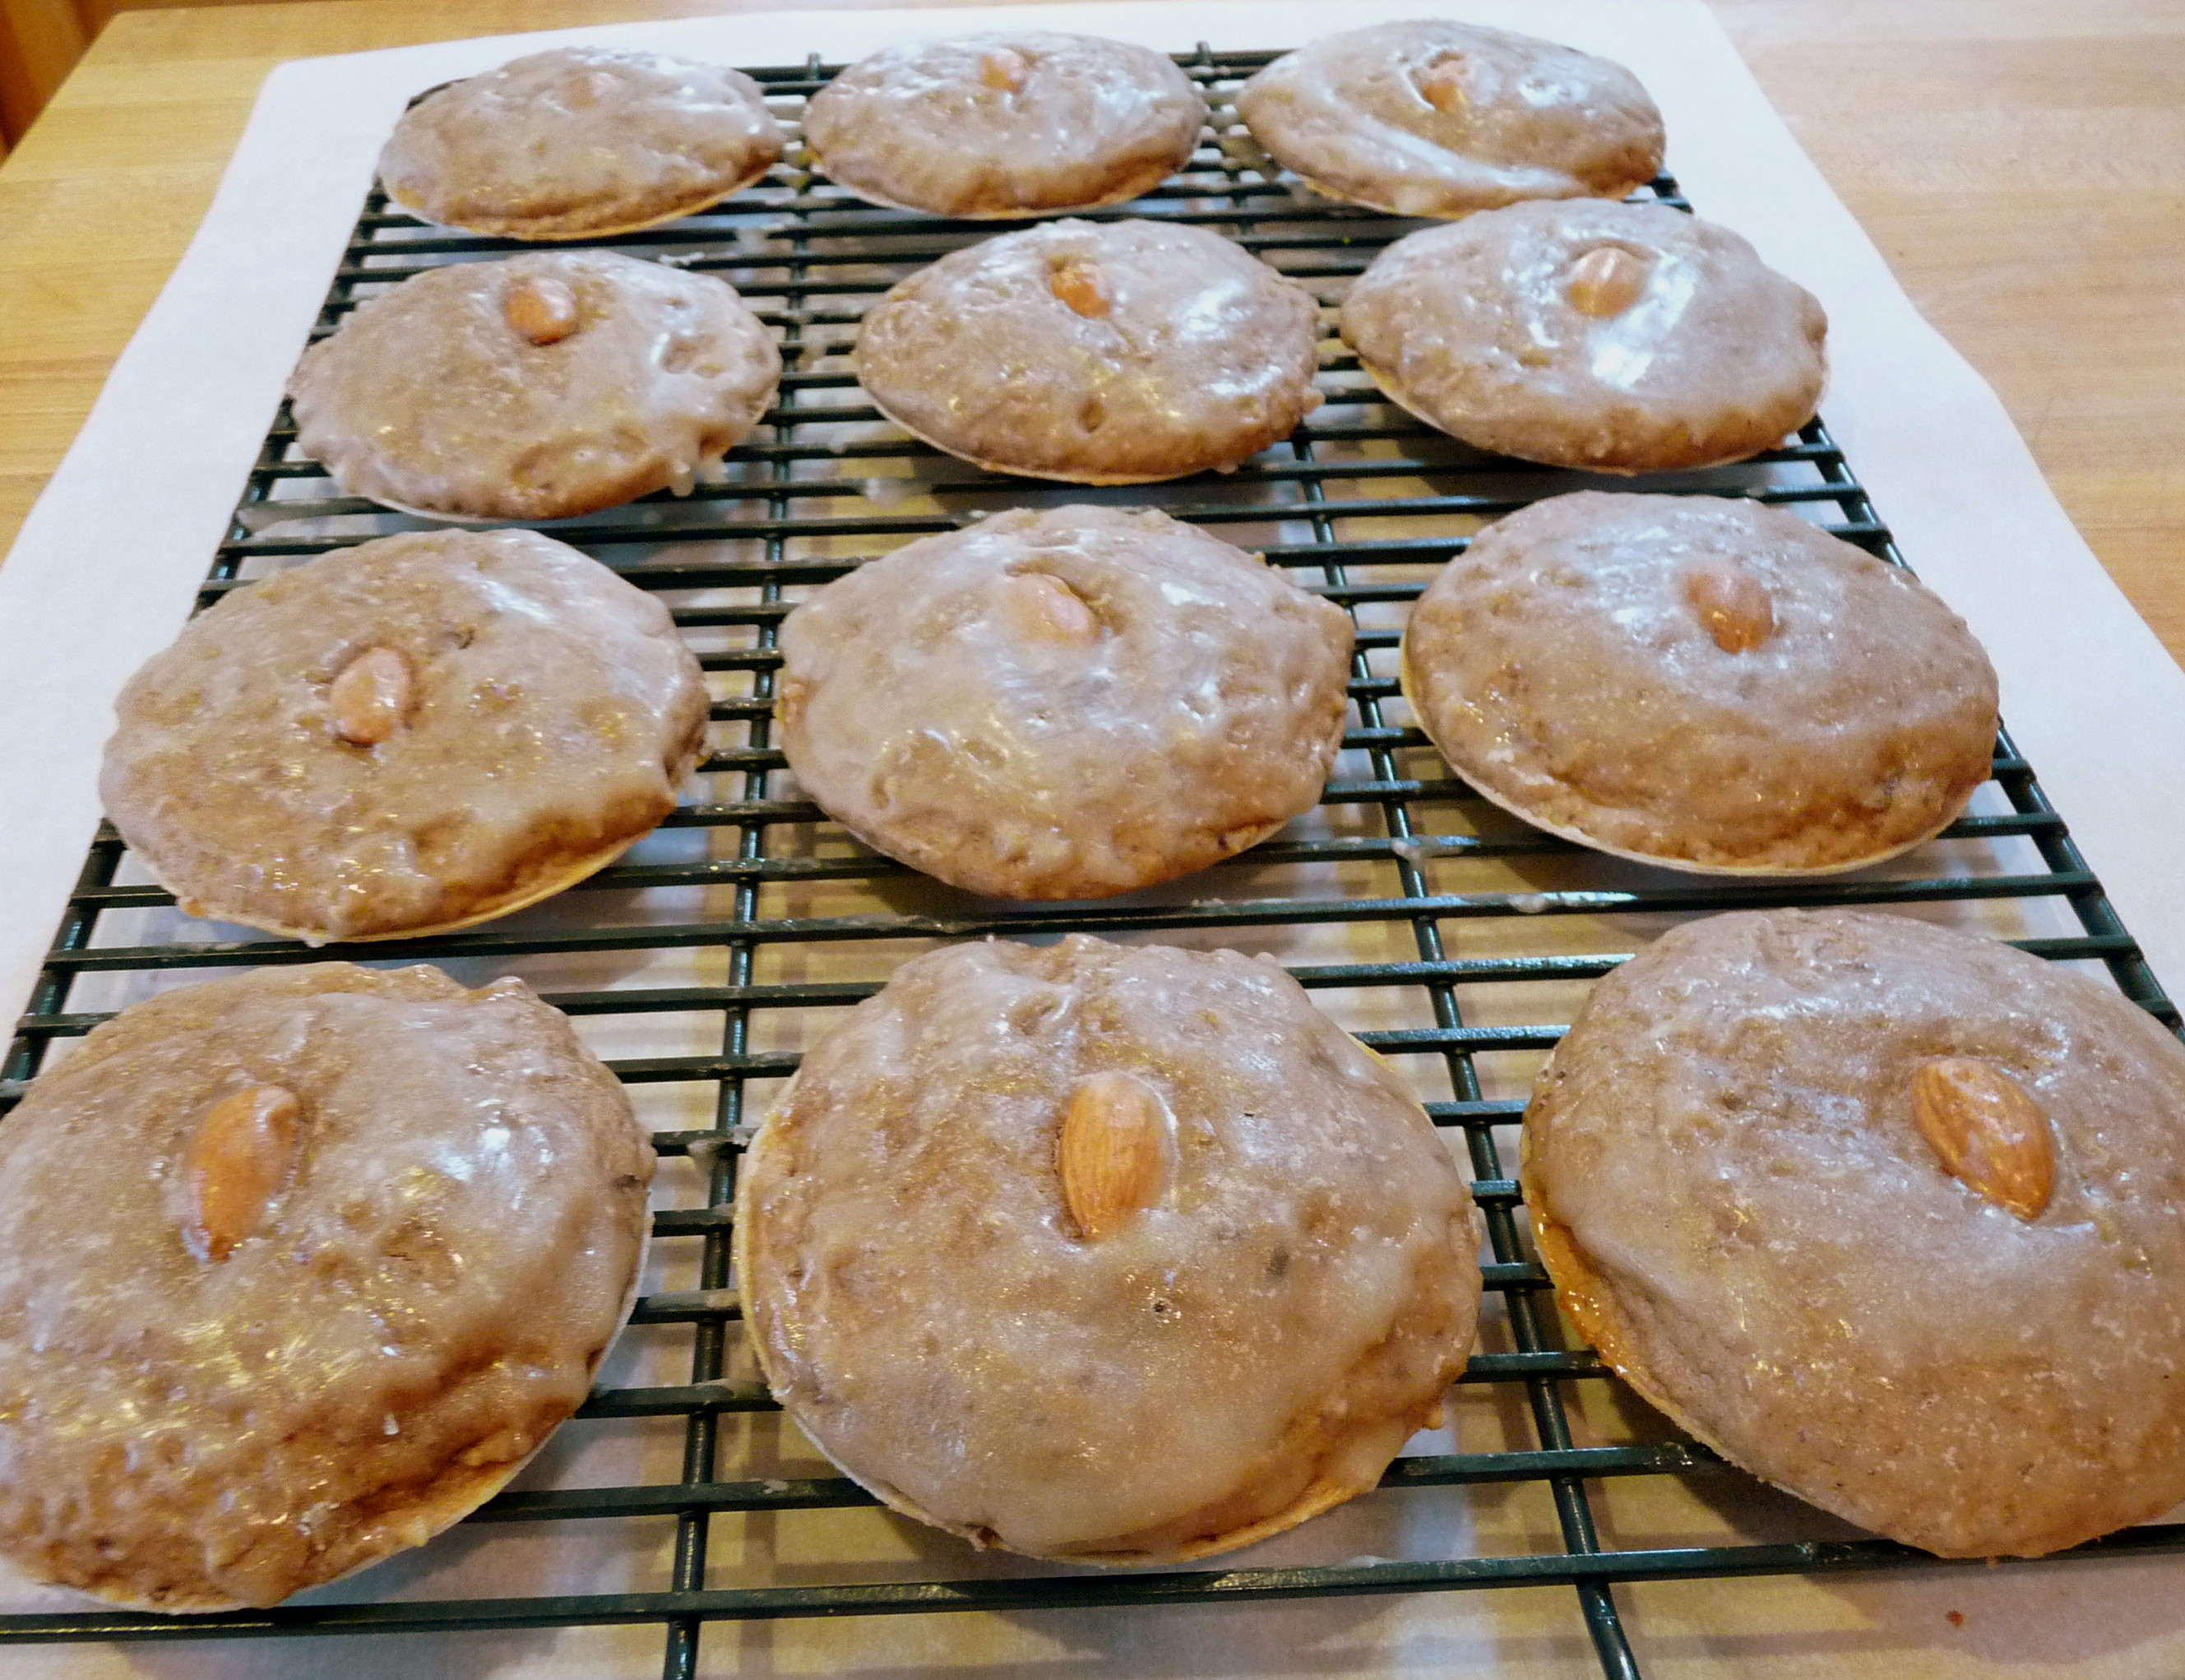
[289,251,780,522]
[737,936,1482,1560]
[1235,20,1664,218]
[1524,908,2185,1558]
[805,32,1204,216]
[378,48,785,238]
[1401,492,1997,872]
[775,506,1353,900]
[0,964,651,1609]
[858,220,1323,482]
[1340,199,1827,473]
[100,529,707,944]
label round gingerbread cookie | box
[1340,200,1827,472]
[289,251,780,521]
[805,32,1205,217]
[101,528,708,944]
[856,218,1323,483]
[736,934,1482,1562]
[1399,493,1998,873]
[0,961,653,1610]
[1523,907,2185,1558]
[1237,20,1664,219]
[380,48,786,238]
[777,506,1353,899]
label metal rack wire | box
[2,44,2180,1680]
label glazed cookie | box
[737,935,1482,1562]
[776,505,1354,900]
[101,528,708,944]
[1340,200,1827,472]
[0,962,653,1610]
[289,251,780,521]
[380,48,786,238]
[1523,908,2185,1558]
[805,32,1205,217]
[1237,20,1664,218]
[857,218,1322,483]
[1400,493,1998,873]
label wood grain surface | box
[0,0,2178,662]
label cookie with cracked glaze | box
[0,962,652,1610]
[776,505,1354,899]
[737,934,1482,1562]
[1340,199,1826,472]
[101,528,708,944]
[856,218,1323,483]
[1523,907,2185,1558]
[805,31,1204,217]
[1399,492,1997,873]
[289,250,780,521]
[1237,19,1664,218]
[380,48,785,238]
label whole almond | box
[183,1085,303,1262]
[1058,1071,1171,1241]
[1415,55,1469,115]
[505,275,581,345]
[1912,1056,2054,1220]
[1565,245,1652,318]
[979,46,1029,92]
[1679,560,1775,653]
[1002,572,1098,645]
[327,645,416,746]
[1049,258,1113,319]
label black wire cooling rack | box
[3,44,2183,1680]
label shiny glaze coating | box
[736,935,1482,1561]
[289,251,780,521]
[1400,493,1998,873]
[101,529,708,943]
[805,31,1205,216]
[1523,909,2185,1557]
[380,48,785,238]
[1237,20,1664,218]
[857,218,1323,483]
[777,506,1354,900]
[0,963,653,1609]
[1340,199,1827,471]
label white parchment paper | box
[2,2,2185,1675]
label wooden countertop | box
[0,0,2179,656]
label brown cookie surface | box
[289,251,780,521]
[736,935,1482,1562]
[806,31,1204,216]
[1340,200,1826,471]
[857,218,1322,483]
[380,47,785,238]
[0,962,653,1610]
[1523,908,2185,1558]
[1238,20,1664,218]
[101,529,708,943]
[1400,493,1998,873]
[776,506,1354,900]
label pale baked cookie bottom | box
[166,831,654,946]
[1363,364,1800,478]
[732,1092,1444,1566]
[826,808,1287,902]
[1274,169,1651,221]
[1396,632,1964,877]
[817,152,1196,220]
[864,388,1306,486]
[384,160,780,242]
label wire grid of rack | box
[3,43,2183,1680]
